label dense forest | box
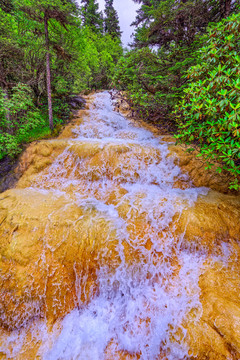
[0,0,122,159]
[0,0,240,189]
[114,0,240,190]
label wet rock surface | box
[67,95,86,110]
[0,156,20,194]
[168,144,240,195]
[0,188,120,330]
[0,92,239,359]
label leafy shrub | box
[175,13,240,190]
[0,84,46,159]
[114,48,167,118]
[113,42,201,126]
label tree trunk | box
[220,0,232,18]
[3,89,11,132]
[44,12,53,131]
[225,0,231,17]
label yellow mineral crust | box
[0,188,120,329]
[0,93,240,359]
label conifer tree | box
[104,0,121,40]
[132,0,238,48]
[81,0,103,32]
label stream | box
[0,92,236,359]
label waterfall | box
[0,92,211,359]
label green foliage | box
[71,26,122,91]
[104,0,122,40]
[81,0,103,32]
[0,84,46,159]
[115,0,240,190]
[114,48,162,112]
[0,0,122,161]
[115,0,218,123]
[0,84,70,160]
[175,13,240,189]
[132,0,238,48]
[114,41,200,123]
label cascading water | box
[0,92,211,359]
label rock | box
[67,95,86,110]
[0,189,120,330]
[177,190,240,250]
[16,139,163,189]
[15,140,68,188]
[174,190,240,359]
[1,92,240,359]
[168,144,240,195]
[0,156,20,194]
[200,264,240,352]
[185,260,240,360]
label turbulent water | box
[1,92,210,359]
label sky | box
[77,0,140,47]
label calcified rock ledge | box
[0,92,240,359]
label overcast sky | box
[77,0,139,47]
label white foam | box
[1,91,215,359]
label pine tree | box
[81,0,103,32]
[131,0,238,48]
[104,0,121,40]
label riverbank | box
[0,95,86,193]
[112,91,240,195]
[1,91,239,196]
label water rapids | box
[0,92,214,359]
